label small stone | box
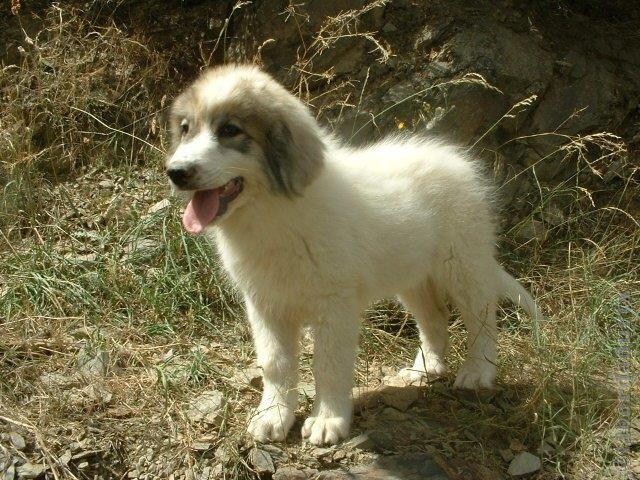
[248,448,275,476]
[215,445,232,464]
[58,451,72,466]
[379,386,420,411]
[16,462,46,479]
[191,442,211,452]
[332,450,347,461]
[199,466,211,480]
[127,470,139,479]
[77,462,89,469]
[148,199,170,214]
[312,447,334,459]
[344,432,374,450]
[299,383,316,400]
[98,180,115,189]
[5,464,16,480]
[499,448,514,462]
[507,452,541,476]
[10,432,26,450]
[187,390,224,424]
[273,466,308,480]
[77,350,109,377]
[231,367,262,390]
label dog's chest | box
[215,230,316,301]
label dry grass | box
[1,3,639,480]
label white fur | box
[167,66,540,446]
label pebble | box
[16,463,46,479]
[248,447,275,475]
[273,466,308,480]
[9,432,26,451]
[344,432,374,450]
[148,199,170,214]
[187,390,224,424]
[507,452,541,476]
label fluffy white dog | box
[165,64,540,445]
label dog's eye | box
[180,119,189,136]
[218,123,242,138]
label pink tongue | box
[182,189,221,234]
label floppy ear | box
[263,118,325,196]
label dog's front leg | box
[302,298,359,445]
[246,297,301,442]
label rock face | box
[221,0,639,224]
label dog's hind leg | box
[246,298,301,443]
[302,297,360,445]
[398,279,449,384]
[452,289,498,390]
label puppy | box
[165,64,540,445]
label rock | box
[379,386,420,411]
[16,462,46,479]
[148,199,170,214]
[273,466,308,480]
[507,452,541,476]
[214,445,232,464]
[248,447,275,476]
[58,451,72,466]
[5,464,16,480]
[77,461,89,469]
[191,442,211,452]
[311,447,334,460]
[343,432,374,450]
[9,432,26,450]
[231,367,262,390]
[122,238,162,263]
[98,179,115,189]
[499,448,514,462]
[299,383,316,400]
[187,390,224,424]
[77,350,109,377]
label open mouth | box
[182,177,244,234]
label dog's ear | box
[263,117,325,196]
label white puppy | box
[166,64,540,445]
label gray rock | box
[191,442,211,452]
[343,432,374,450]
[248,447,275,476]
[16,462,46,479]
[5,464,16,480]
[273,466,308,480]
[9,432,26,450]
[148,199,170,214]
[299,382,316,400]
[77,350,109,377]
[187,390,224,424]
[507,452,541,476]
[379,386,420,411]
[231,367,262,390]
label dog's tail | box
[497,265,542,319]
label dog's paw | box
[247,405,295,443]
[453,360,496,390]
[301,415,350,445]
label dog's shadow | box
[287,378,618,479]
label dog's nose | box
[167,167,191,188]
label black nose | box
[167,167,191,188]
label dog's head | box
[166,64,325,234]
